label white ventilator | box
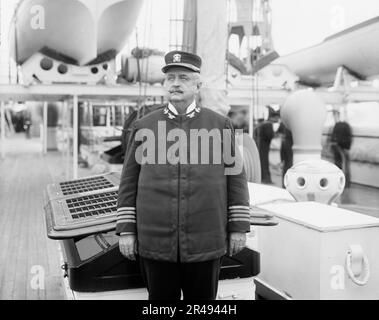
[281,89,327,164]
[284,159,345,204]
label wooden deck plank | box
[0,135,66,300]
[0,157,25,299]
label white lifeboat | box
[10,0,144,66]
[276,17,379,86]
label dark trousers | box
[139,256,221,300]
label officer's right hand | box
[119,234,137,261]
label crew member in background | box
[331,121,352,187]
[228,105,249,133]
[229,106,261,183]
[255,106,279,184]
[278,122,293,188]
[116,51,250,300]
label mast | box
[182,0,229,116]
[180,0,274,116]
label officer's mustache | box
[169,88,184,94]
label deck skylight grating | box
[65,191,118,220]
[59,176,114,195]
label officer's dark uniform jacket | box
[116,103,250,262]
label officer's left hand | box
[228,232,246,257]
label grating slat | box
[59,176,114,196]
[65,191,118,221]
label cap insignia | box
[173,54,181,63]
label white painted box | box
[256,201,379,300]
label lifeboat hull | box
[10,0,144,66]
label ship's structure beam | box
[1,83,379,176]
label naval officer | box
[116,51,251,300]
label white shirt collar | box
[168,100,197,115]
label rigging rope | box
[142,0,153,103]
[135,27,143,118]
[226,0,232,91]
[251,0,260,133]
[135,0,154,118]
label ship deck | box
[0,134,90,300]
[0,133,378,300]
